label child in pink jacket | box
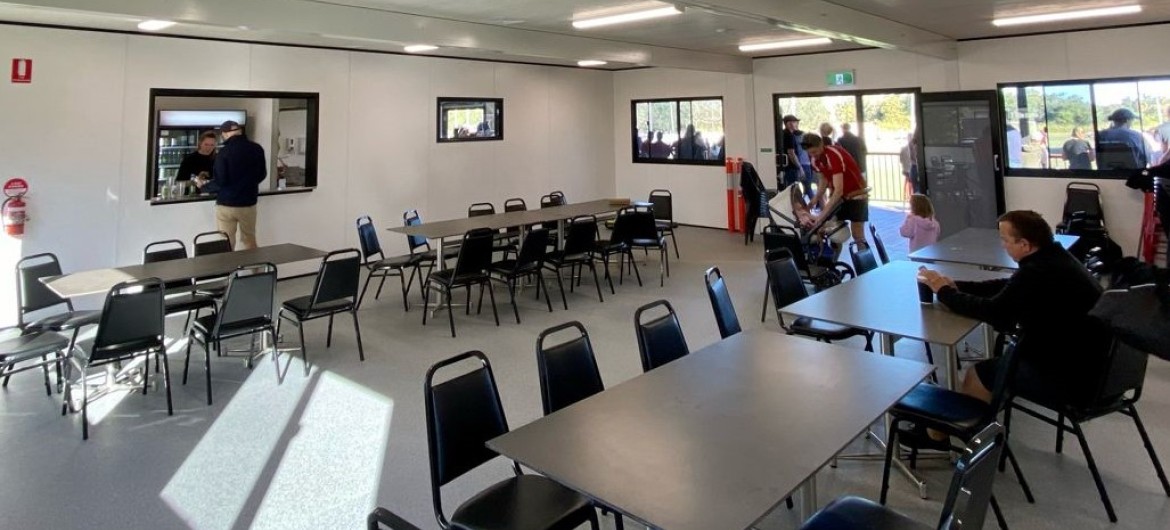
[900,194,940,252]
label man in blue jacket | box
[195,120,267,249]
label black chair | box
[634,299,690,372]
[469,202,517,256]
[278,249,365,372]
[192,230,234,294]
[503,197,529,240]
[625,207,670,287]
[367,508,423,530]
[593,208,638,294]
[648,189,680,259]
[424,351,600,530]
[540,193,564,208]
[766,253,874,351]
[185,263,278,405]
[143,239,218,326]
[705,267,742,339]
[356,215,422,311]
[489,228,553,324]
[403,209,459,265]
[869,224,890,264]
[544,216,605,309]
[802,423,1006,530]
[850,242,880,275]
[64,278,170,440]
[0,329,69,396]
[880,336,1033,523]
[422,228,499,337]
[1007,335,1170,523]
[16,253,101,358]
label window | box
[437,98,503,142]
[999,76,1170,175]
[632,97,724,165]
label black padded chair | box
[0,329,69,396]
[469,202,517,257]
[625,207,670,287]
[489,228,553,324]
[766,253,874,351]
[705,267,742,339]
[64,278,170,440]
[278,249,365,372]
[192,230,234,295]
[850,242,880,275]
[424,351,600,530]
[1007,334,1170,523]
[540,193,565,208]
[802,423,1006,530]
[502,197,529,240]
[143,239,218,325]
[634,299,690,372]
[185,263,278,405]
[422,228,499,337]
[403,209,459,269]
[16,253,101,357]
[593,208,638,294]
[356,215,421,311]
[869,224,891,264]
[880,336,1033,523]
[367,508,423,530]
[648,189,680,259]
[544,216,604,309]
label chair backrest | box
[356,215,384,263]
[937,423,1006,530]
[90,278,166,362]
[705,267,742,339]
[452,228,495,277]
[402,210,430,253]
[193,230,233,256]
[634,299,690,372]
[766,254,810,312]
[467,202,496,218]
[984,334,1023,421]
[143,239,193,290]
[514,228,549,270]
[536,321,605,415]
[216,263,277,333]
[850,242,879,275]
[648,189,673,222]
[1062,182,1104,224]
[763,225,809,273]
[551,190,567,204]
[563,216,598,255]
[308,249,361,310]
[625,209,660,242]
[16,253,73,325]
[424,351,509,526]
[540,193,564,208]
[868,224,890,264]
[503,198,527,212]
[368,508,423,530]
[609,208,635,245]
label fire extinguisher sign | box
[3,178,28,197]
[11,58,32,84]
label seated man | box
[919,210,1105,403]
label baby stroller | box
[761,183,855,291]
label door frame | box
[917,90,1007,217]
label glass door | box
[918,91,1006,238]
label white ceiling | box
[1,0,1167,72]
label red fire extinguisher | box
[3,178,29,237]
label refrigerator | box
[153,110,246,199]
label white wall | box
[0,25,615,314]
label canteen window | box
[632,97,725,166]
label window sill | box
[149,186,315,206]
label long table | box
[43,243,327,298]
[488,330,931,529]
[909,227,1079,270]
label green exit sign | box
[827,70,855,87]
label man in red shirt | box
[802,134,870,248]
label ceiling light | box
[738,38,832,52]
[404,44,439,53]
[992,5,1141,27]
[572,6,683,29]
[137,20,176,31]
[577,60,608,67]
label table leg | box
[944,344,957,391]
[799,473,817,520]
[982,323,995,358]
[556,219,565,251]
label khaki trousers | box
[215,204,258,250]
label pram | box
[759,183,855,300]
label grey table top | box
[387,199,628,239]
[43,243,327,298]
[909,227,1079,270]
[781,260,1010,346]
[488,330,931,530]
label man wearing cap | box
[1096,108,1148,170]
[779,114,814,200]
[195,120,267,249]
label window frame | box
[436,97,504,143]
[630,96,726,166]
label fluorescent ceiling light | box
[137,20,176,31]
[738,38,832,52]
[577,60,608,67]
[403,44,438,53]
[992,5,1141,27]
[572,6,683,29]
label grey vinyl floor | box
[2,209,1169,530]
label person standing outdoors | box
[1062,127,1094,170]
[1096,108,1147,169]
[802,134,870,248]
[195,120,267,250]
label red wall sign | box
[11,58,32,84]
[3,177,29,197]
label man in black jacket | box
[195,120,267,249]
[919,210,1105,403]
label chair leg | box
[588,261,604,303]
[1004,442,1035,503]
[422,281,432,326]
[990,494,1009,530]
[81,366,89,440]
[761,273,771,323]
[1129,405,1170,496]
[142,353,150,395]
[399,268,411,312]
[553,267,569,310]
[446,289,457,338]
[879,421,899,504]
[352,310,365,362]
[160,351,173,416]
[1056,413,1065,453]
[670,229,680,259]
[183,332,196,385]
[297,323,309,375]
[40,356,52,396]
[508,278,521,324]
[326,314,334,348]
[1070,419,1117,522]
[204,338,213,405]
[486,281,500,326]
[924,343,934,365]
[358,273,374,310]
[628,252,642,286]
[476,283,485,315]
[374,274,388,301]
